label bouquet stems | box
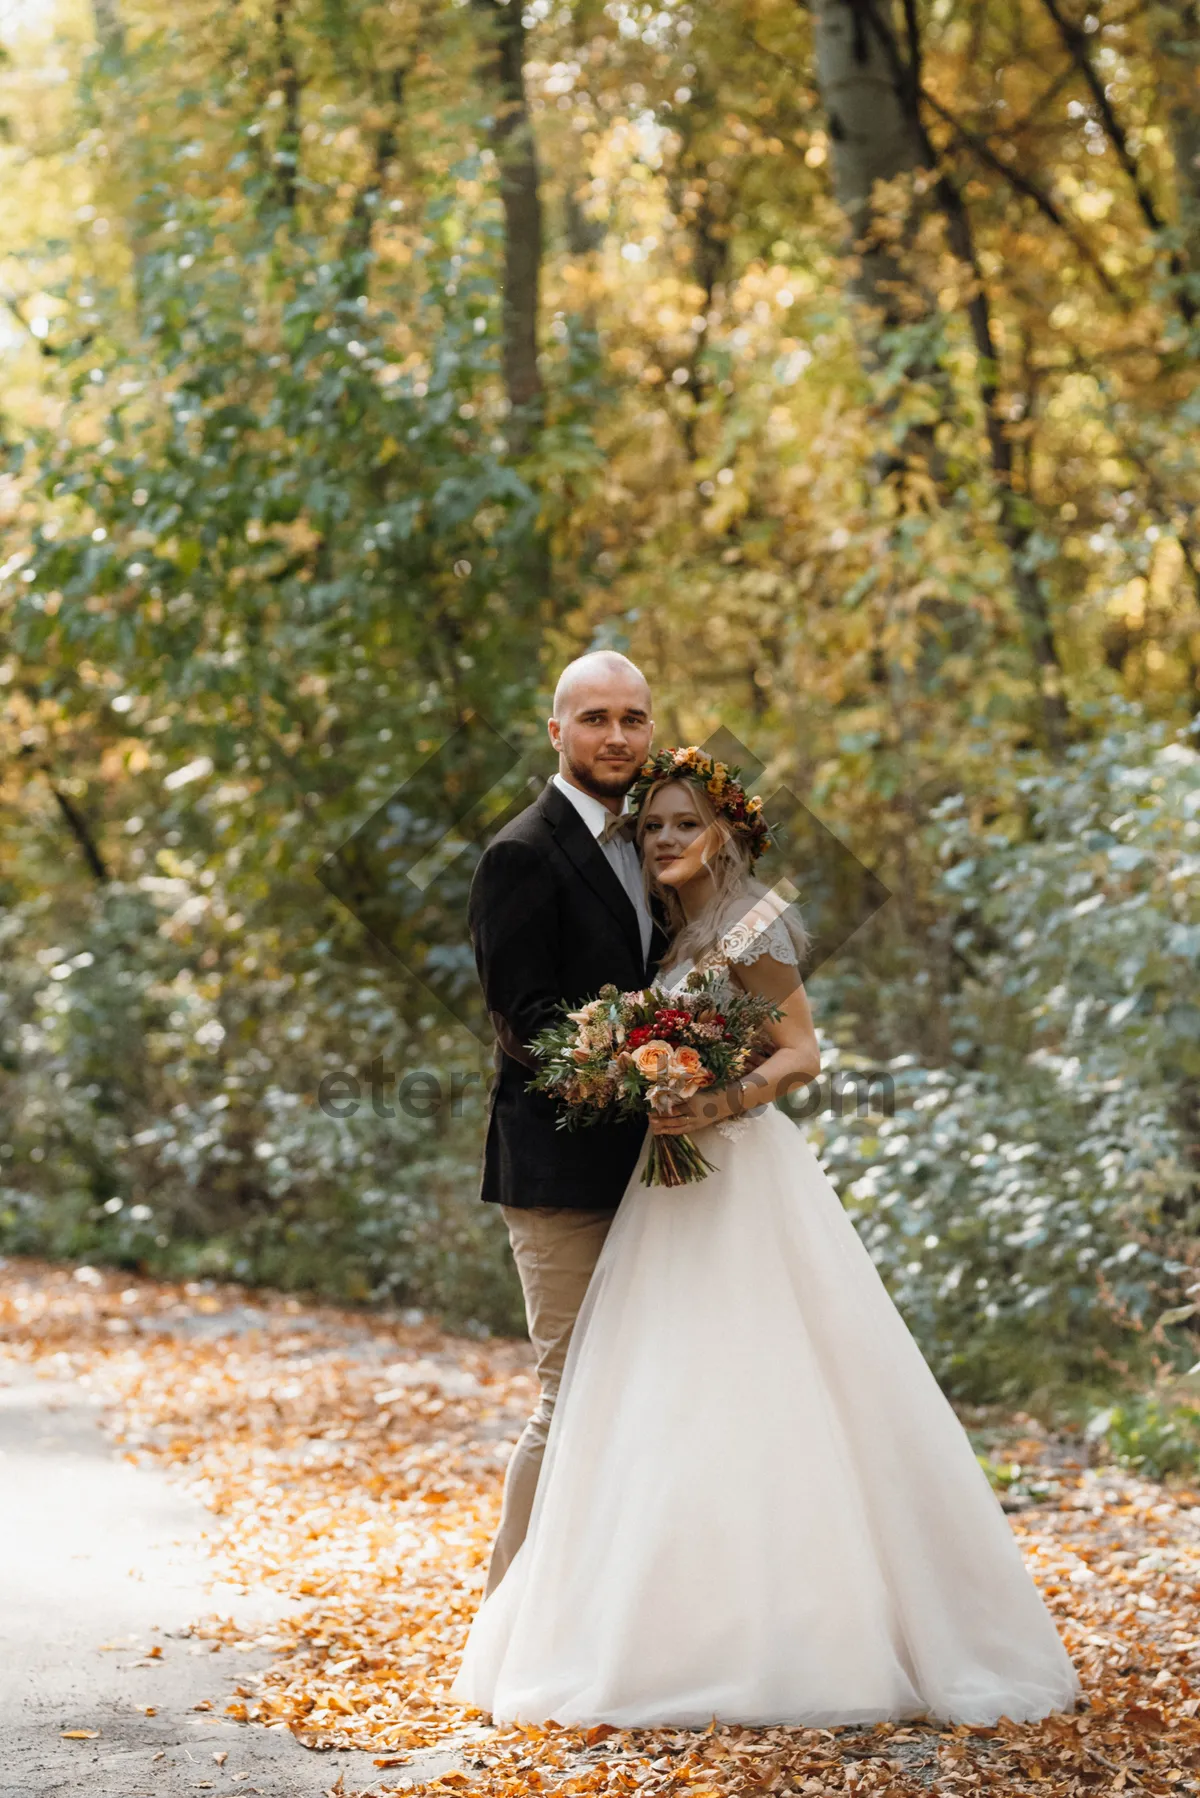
[642,1131,719,1188]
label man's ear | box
[547,716,562,751]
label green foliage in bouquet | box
[526,971,782,1187]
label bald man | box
[468,652,668,1593]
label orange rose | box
[631,1040,672,1078]
[667,1045,711,1098]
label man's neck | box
[556,766,624,816]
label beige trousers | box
[485,1204,616,1596]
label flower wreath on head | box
[627,746,773,865]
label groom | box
[468,650,668,1594]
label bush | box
[802,710,1200,1402]
[1084,1395,1200,1480]
[0,881,523,1334]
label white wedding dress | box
[452,916,1081,1729]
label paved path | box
[0,1359,461,1798]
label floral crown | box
[627,746,773,864]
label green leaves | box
[808,715,1200,1401]
[0,0,577,1324]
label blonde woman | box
[453,749,1081,1731]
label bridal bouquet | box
[526,972,782,1187]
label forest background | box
[3,0,1200,1460]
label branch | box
[0,290,60,354]
[340,63,409,297]
[1006,62,1076,135]
[1039,0,1163,234]
[920,88,1129,305]
[1038,0,1194,323]
[52,783,111,882]
[856,0,921,108]
[20,745,112,882]
[900,0,922,109]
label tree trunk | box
[667,98,731,466]
[1154,1,1200,306]
[811,0,926,331]
[341,66,406,298]
[91,0,125,58]
[810,0,1070,752]
[272,0,302,218]
[474,0,543,458]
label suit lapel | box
[539,780,646,968]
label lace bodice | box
[656,910,799,1004]
[653,910,798,1139]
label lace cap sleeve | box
[718,911,799,968]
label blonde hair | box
[634,775,809,974]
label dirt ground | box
[3,1256,1200,1798]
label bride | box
[451,747,1082,1729]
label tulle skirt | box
[451,1108,1081,1728]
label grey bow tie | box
[599,811,638,847]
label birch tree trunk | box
[811,0,926,332]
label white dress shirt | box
[552,772,653,963]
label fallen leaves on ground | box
[5,1257,1200,1795]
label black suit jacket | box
[468,779,668,1210]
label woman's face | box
[640,781,724,890]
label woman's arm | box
[649,953,821,1135]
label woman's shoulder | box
[714,890,802,968]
